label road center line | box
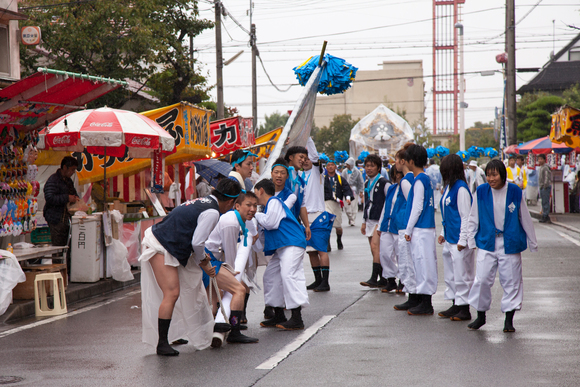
[0,290,141,339]
[255,315,336,370]
[556,231,580,247]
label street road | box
[1,212,579,386]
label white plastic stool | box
[34,272,68,317]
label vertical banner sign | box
[569,151,577,167]
[150,150,164,193]
[526,152,536,170]
[210,116,255,157]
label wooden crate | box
[13,264,67,300]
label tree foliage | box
[516,94,563,142]
[562,83,580,109]
[258,111,288,136]
[20,0,213,109]
[312,114,358,156]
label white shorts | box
[325,200,342,228]
[363,220,378,238]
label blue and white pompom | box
[293,54,358,95]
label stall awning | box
[0,68,126,132]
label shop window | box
[570,48,580,62]
[0,25,9,75]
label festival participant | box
[360,154,390,288]
[341,157,364,226]
[506,155,522,188]
[204,192,260,347]
[271,157,297,209]
[324,160,353,251]
[300,138,334,292]
[139,178,242,356]
[468,160,486,194]
[516,155,528,193]
[254,179,309,330]
[284,145,311,230]
[403,144,438,316]
[229,149,258,192]
[461,159,538,332]
[437,154,475,321]
[377,166,404,293]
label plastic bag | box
[0,251,26,316]
[106,239,134,282]
[68,199,90,214]
[121,221,141,266]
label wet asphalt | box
[0,211,579,387]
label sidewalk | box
[527,201,580,233]
[0,270,141,324]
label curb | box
[529,210,580,234]
[1,270,141,324]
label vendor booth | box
[348,104,414,159]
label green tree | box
[313,114,358,156]
[258,111,289,136]
[516,94,563,142]
[562,83,580,109]
[20,0,213,109]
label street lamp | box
[455,22,466,152]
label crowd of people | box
[137,140,539,357]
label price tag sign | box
[21,26,41,46]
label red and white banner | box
[210,116,255,157]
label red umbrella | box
[37,107,175,158]
[504,144,518,154]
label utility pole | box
[215,0,224,119]
[455,22,465,152]
[506,0,517,146]
[251,23,257,135]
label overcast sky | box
[192,0,580,130]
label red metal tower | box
[432,0,464,135]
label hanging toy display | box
[0,136,40,237]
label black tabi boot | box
[468,311,487,330]
[314,266,330,292]
[438,300,460,318]
[337,232,344,250]
[450,305,472,321]
[226,311,259,344]
[503,310,516,332]
[263,305,275,319]
[213,322,232,333]
[260,307,287,327]
[360,262,381,287]
[307,266,322,290]
[408,294,434,315]
[396,279,405,294]
[156,318,179,356]
[276,306,305,330]
[381,277,398,293]
[240,293,250,324]
[394,293,421,311]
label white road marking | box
[0,290,141,339]
[556,231,580,247]
[256,315,335,370]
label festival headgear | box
[469,160,478,167]
[234,209,248,247]
[231,150,258,167]
[326,160,336,165]
[272,163,289,171]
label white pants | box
[397,230,416,293]
[468,236,523,313]
[263,246,309,310]
[344,198,358,225]
[410,228,438,295]
[379,232,399,278]
[441,242,475,305]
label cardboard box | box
[113,200,127,214]
[13,264,68,300]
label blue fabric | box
[293,54,358,95]
[392,173,414,232]
[475,183,527,254]
[306,211,336,252]
[440,180,472,244]
[233,209,248,246]
[379,183,398,233]
[404,173,436,229]
[152,197,219,266]
[263,197,307,256]
[202,249,223,288]
[285,170,305,221]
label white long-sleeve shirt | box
[439,185,472,246]
[405,177,427,236]
[255,198,286,231]
[205,210,256,267]
[400,174,412,200]
[275,190,297,209]
[466,183,538,252]
[302,137,325,213]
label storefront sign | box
[210,116,255,157]
[21,26,41,46]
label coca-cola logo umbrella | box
[37,107,175,158]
